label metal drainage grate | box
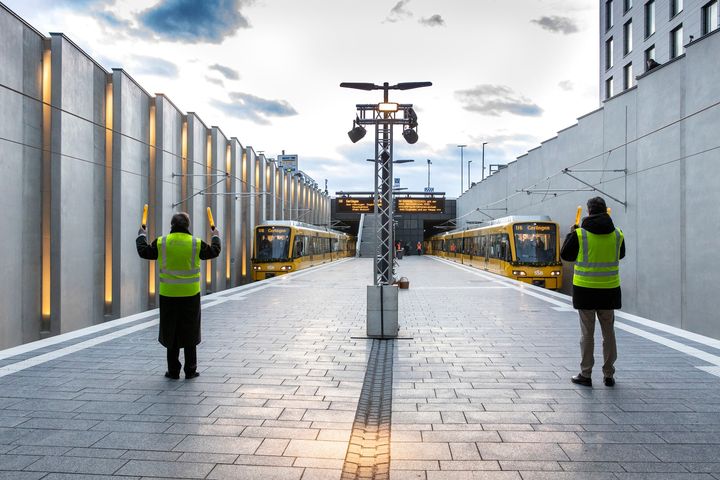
[341,339,394,480]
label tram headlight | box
[512,270,527,276]
[280,266,293,271]
[253,266,260,271]
[550,270,561,276]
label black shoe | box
[604,377,615,387]
[185,371,200,380]
[164,371,180,380]
[571,374,592,386]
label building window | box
[624,0,633,12]
[624,20,633,54]
[645,0,655,37]
[624,63,634,89]
[671,0,683,17]
[606,77,614,99]
[606,0,614,30]
[702,1,719,35]
[606,37,614,69]
[644,45,656,70]
[670,24,684,58]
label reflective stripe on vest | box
[573,228,623,289]
[157,233,201,297]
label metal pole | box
[468,160,472,190]
[481,142,487,180]
[457,145,466,196]
[427,159,431,189]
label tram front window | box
[513,223,557,264]
[255,227,291,261]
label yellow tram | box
[252,221,356,281]
[425,216,563,289]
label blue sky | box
[8,0,600,198]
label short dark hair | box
[170,212,190,230]
[587,196,607,215]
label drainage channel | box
[341,339,395,480]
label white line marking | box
[0,319,158,379]
[430,255,720,373]
[0,257,355,375]
[0,309,159,361]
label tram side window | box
[294,236,305,257]
[489,234,511,261]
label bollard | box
[398,277,410,289]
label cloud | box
[385,0,413,23]
[209,63,240,80]
[419,14,445,27]
[455,85,543,117]
[138,0,251,43]
[212,92,297,125]
[558,80,574,91]
[531,16,580,34]
[132,55,179,77]
[205,76,224,87]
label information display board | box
[336,197,376,213]
[395,197,445,213]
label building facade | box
[0,3,331,349]
[600,0,719,100]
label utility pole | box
[481,142,488,180]
[427,159,432,189]
[457,145,466,196]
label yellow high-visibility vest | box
[573,228,623,289]
[157,233,201,297]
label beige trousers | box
[578,309,617,378]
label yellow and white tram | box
[252,221,356,281]
[425,216,563,289]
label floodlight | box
[377,102,399,113]
[348,124,367,143]
[402,128,418,144]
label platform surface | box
[1,256,720,479]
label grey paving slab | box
[0,258,719,480]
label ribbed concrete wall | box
[0,4,331,349]
[458,29,720,339]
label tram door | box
[483,235,490,271]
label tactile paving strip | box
[341,339,394,480]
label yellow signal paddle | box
[141,204,148,228]
[206,207,215,231]
[574,206,582,227]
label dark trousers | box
[167,346,197,375]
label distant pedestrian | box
[416,241,422,255]
[561,197,625,387]
[136,212,221,380]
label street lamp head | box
[402,128,419,144]
[348,124,367,143]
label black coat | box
[560,213,625,310]
[136,227,221,348]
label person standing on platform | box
[416,241,422,256]
[136,212,221,380]
[560,196,625,387]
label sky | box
[7,0,600,198]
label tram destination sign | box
[336,197,377,213]
[395,197,445,214]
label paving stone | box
[115,459,215,478]
[92,432,185,451]
[207,464,304,479]
[173,435,262,454]
[24,456,128,474]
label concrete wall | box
[0,9,43,346]
[0,4,332,349]
[457,29,720,339]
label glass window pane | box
[645,1,655,37]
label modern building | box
[0,3,332,349]
[600,0,719,100]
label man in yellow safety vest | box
[136,212,221,379]
[560,197,625,387]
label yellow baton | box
[607,207,612,215]
[574,206,582,226]
[141,204,148,228]
[207,207,215,231]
